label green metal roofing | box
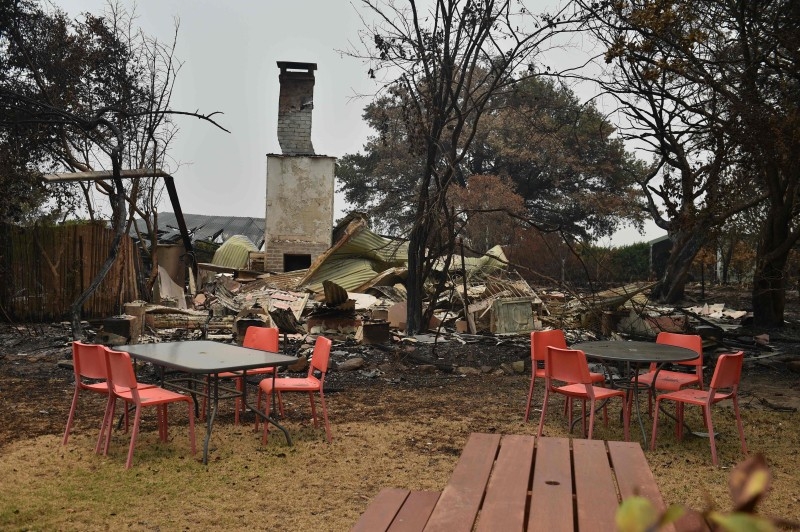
[212,235,258,269]
[303,227,408,293]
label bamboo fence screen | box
[0,222,141,322]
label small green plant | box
[616,454,798,531]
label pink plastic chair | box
[99,347,196,469]
[202,326,280,424]
[62,342,111,446]
[538,346,629,441]
[256,336,332,444]
[636,332,704,414]
[524,330,605,423]
[651,351,747,466]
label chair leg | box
[97,395,116,455]
[62,388,81,446]
[102,398,117,456]
[125,406,143,470]
[318,391,332,443]
[277,392,285,417]
[621,396,630,442]
[254,386,262,432]
[732,396,748,454]
[309,392,319,427]
[581,399,587,438]
[261,391,272,445]
[537,389,550,438]
[704,405,718,466]
[160,405,169,442]
[650,398,662,451]
[566,398,574,434]
[524,375,536,423]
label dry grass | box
[1,374,798,531]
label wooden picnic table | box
[353,433,701,531]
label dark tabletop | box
[571,340,698,364]
[116,340,299,374]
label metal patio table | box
[117,340,298,464]
[572,340,699,442]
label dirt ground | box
[1,284,799,529]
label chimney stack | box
[276,61,316,155]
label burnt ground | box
[1,284,800,451]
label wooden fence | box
[0,222,141,322]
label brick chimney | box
[276,61,316,155]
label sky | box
[56,0,662,246]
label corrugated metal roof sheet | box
[212,235,258,269]
[133,212,265,248]
[302,224,409,292]
[433,244,507,275]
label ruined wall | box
[264,154,336,272]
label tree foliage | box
[349,0,594,333]
[339,74,644,241]
[447,173,525,253]
[580,0,800,326]
[0,0,225,336]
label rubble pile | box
[94,217,791,378]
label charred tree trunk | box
[69,121,126,340]
[752,212,793,328]
[406,220,428,336]
[752,256,787,328]
[406,170,432,336]
[650,229,707,303]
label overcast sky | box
[56,0,661,246]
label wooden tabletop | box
[572,340,698,364]
[353,433,699,531]
[116,340,298,373]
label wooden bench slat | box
[351,487,410,532]
[529,437,573,532]
[388,491,441,532]
[476,434,535,532]
[608,441,709,532]
[355,435,677,532]
[423,432,502,532]
[572,439,620,530]
[607,441,666,508]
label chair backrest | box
[72,341,107,381]
[309,336,332,377]
[656,332,703,368]
[242,326,280,352]
[709,351,744,390]
[531,329,567,363]
[104,347,139,392]
[545,346,592,385]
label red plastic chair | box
[524,330,605,423]
[62,342,112,446]
[537,346,629,441]
[636,332,704,414]
[202,326,280,424]
[256,336,332,444]
[651,351,747,466]
[99,347,196,469]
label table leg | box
[629,363,648,442]
[202,374,219,465]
